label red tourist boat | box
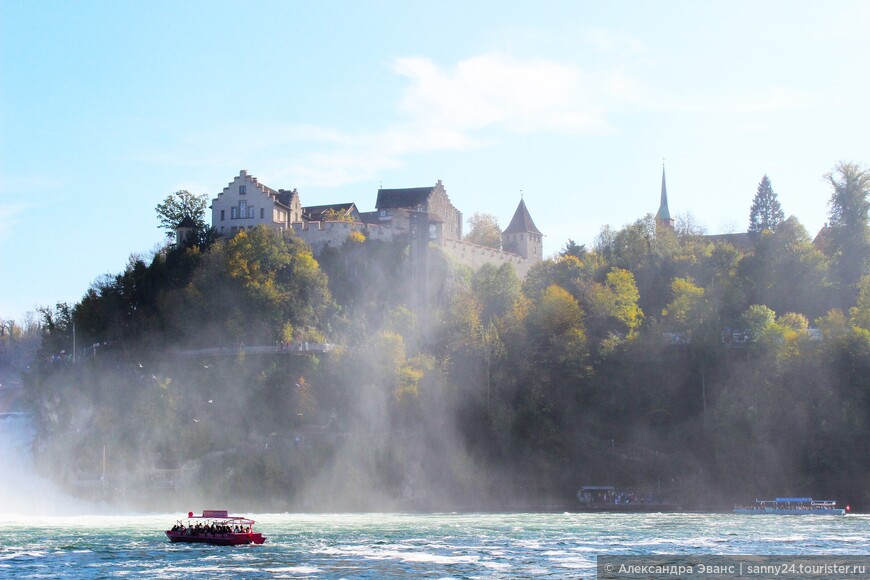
[165,510,267,545]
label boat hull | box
[733,508,845,515]
[576,503,677,513]
[165,531,266,545]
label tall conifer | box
[748,175,784,236]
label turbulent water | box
[2,415,869,578]
[1,512,868,578]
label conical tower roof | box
[503,198,542,236]
[655,165,672,221]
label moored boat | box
[165,510,267,545]
[733,498,848,515]
[576,486,677,512]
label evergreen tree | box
[560,238,586,259]
[748,175,784,236]
[825,161,870,301]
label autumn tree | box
[748,175,784,236]
[176,226,332,345]
[322,208,355,222]
[585,267,644,352]
[661,277,716,342]
[464,212,502,249]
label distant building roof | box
[303,203,358,221]
[358,210,380,225]
[704,232,752,250]
[376,186,433,209]
[276,189,299,208]
[176,216,197,229]
[813,224,832,253]
[503,198,542,235]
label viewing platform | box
[177,342,333,358]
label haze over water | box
[3,413,869,578]
[2,512,869,578]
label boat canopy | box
[180,510,256,525]
[202,510,228,518]
[774,497,813,503]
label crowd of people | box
[169,521,251,536]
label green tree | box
[155,190,209,238]
[850,274,870,331]
[661,277,716,342]
[560,239,586,259]
[177,226,332,345]
[748,175,785,236]
[740,304,777,341]
[825,162,870,300]
[737,216,831,320]
[464,212,502,249]
[472,263,521,323]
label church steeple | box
[656,164,675,229]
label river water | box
[2,415,868,578]
[2,511,868,578]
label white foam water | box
[0,414,95,517]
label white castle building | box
[210,170,543,278]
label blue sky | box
[2,1,869,321]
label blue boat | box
[733,497,847,515]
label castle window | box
[239,185,246,195]
[248,206,255,218]
[221,209,225,221]
[260,208,264,219]
[231,207,238,219]
[239,200,247,217]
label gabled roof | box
[276,189,299,207]
[503,198,542,235]
[376,186,433,209]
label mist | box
[13,165,870,513]
[0,413,97,517]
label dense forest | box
[4,162,870,512]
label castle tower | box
[175,215,198,246]
[656,164,675,229]
[502,198,543,261]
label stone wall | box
[438,238,535,278]
[291,221,537,278]
[291,220,395,253]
